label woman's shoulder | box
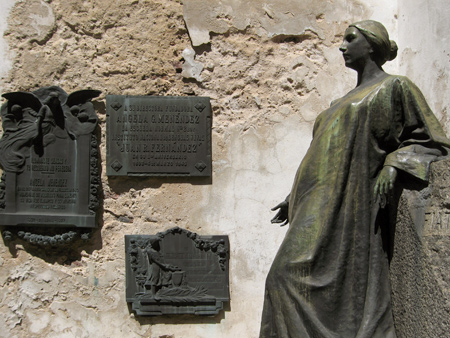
[382,74,427,100]
[328,75,417,107]
[382,74,416,88]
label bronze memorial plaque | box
[0,86,101,228]
[125,227,229,316]
[106,95,211,176]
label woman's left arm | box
[383,77,450,182]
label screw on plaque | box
[195,102,206,112]
[195,162,207,172]
[111,160,123,172]
[111,101,122,111]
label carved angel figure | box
[0,86,100,173]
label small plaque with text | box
[106,95,212,177]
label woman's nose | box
[339,43,347,52]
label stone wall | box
[0,1,449,337]
[391,159,450,337]
[397,0,450,131]
[391,2,450,336]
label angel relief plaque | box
[125,227,230,316]
[0,86,101,233]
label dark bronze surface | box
[260,20,450,338]
[125,227,229,316]
[106,95,211,176]
[0,86,101,229]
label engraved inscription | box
[114,113,201,167]
[17,154,78,211]
[424,210,450,235]
[26,156,72,172]
[26,217,67,223]
[107,96,212,176]
[17,186,79,210]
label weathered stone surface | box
[0,0,16,81]
[183,0,368,46]
[390,159,450,338]
[6,0,55,45]
[398,0,450,133]
[0,0,449,337]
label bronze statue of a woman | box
[260,20,450,338]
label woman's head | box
[348,20,398,66]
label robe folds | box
[260,75,450,338]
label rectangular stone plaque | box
[106,95,212,176]
[125,227,229,316]
[0,87,100,228]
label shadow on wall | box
[107,176,212,196]
[2,225,103,265]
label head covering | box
[349,20,398,66]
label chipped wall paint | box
[0,0,17,92]
[184,0,369,46]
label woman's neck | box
[356,61,386,87]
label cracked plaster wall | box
[0,0,449,337]
[397,0,450,131]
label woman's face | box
[339,27,373,71]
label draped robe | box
[260,75,450,338]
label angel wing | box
[2,92,42,114]
[66,90,101,107]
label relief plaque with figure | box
[125,227,229,316]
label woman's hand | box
[271,200,289,226]
[373,166,397,204]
